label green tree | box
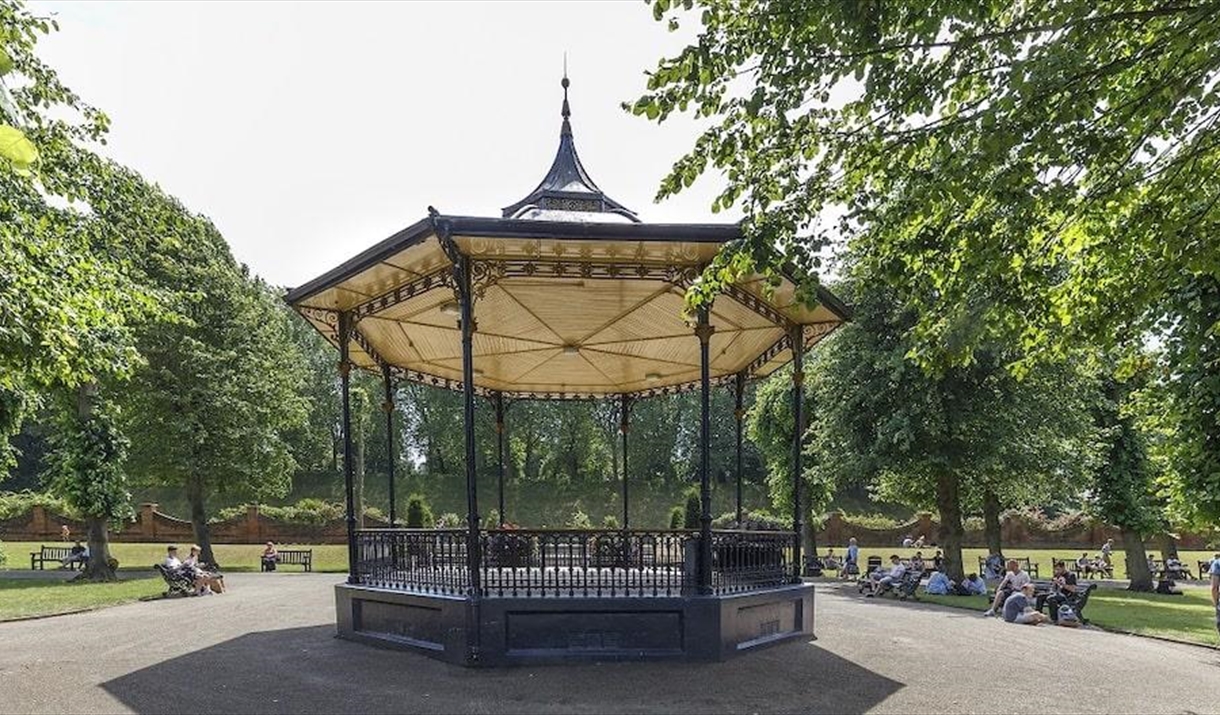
[809,276,1094,580]
[1089,367,1160,591]
[633,0,1220,519]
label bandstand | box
[285,76,850,666]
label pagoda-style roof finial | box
[501,69,639,222]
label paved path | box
[1,574,1218,714]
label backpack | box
[1057,604,1080,627]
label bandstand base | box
[334,582,814,666]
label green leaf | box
[0,125,39,170]
[0,47,13,76]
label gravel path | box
[1,573,1218,714]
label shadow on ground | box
[101,625,902,714]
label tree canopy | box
[633,0,1220,522]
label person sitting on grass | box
[865,555,906,597]
[924,569,952,595]
[262,541,279,572]
[1003,583,1049,626]
[984,559,1031,617]
[183,545,225,595]
[952,572,987,596]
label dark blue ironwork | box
[338,311,358,584]
[790,325,805,583]
[696,307,714,595]
[734,371,745,525]
[620,395,630,528]
[383,364,396,527]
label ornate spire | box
[501,73,639,222]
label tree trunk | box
[935,473,966,581]
[1158,531,1179,561]
[1121,527,1154,592]
[982,488,1003,557]
[72,384,117,582]
[76,515,117,582]
[804,515,817,556]
[186,473,218,568]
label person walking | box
[1209,553,1219,638]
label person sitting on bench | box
[910,552,926,576]
[163,544,182,570]
[1004,583,1049,626]
[823,549,840,571]
[261,541,279,572]
[865,555,906,597]
[984,559,1031,617]
[61,540,88,569]
[1039,564,1079,622]
[183,545,224,595]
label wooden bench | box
[263,549,313,572]
[30,545,83,570]
[978,556,1040,579]
[1148,558,1195,581]
[1030,579,1097,623]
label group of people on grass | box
[162,544,226,596]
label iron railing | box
[353,528,792,598]
[355,528,469,596]
[480,529,694,598]
[709,530,792,595]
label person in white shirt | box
[866,555,907,597]
[162,545,182,570]
[984,559,1031,617]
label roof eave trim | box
[284,216,435,305]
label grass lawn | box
[1,542,350,573]
[827,546,1217,581]
[919,587,1220,648]
[0,576,165,621]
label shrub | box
[683,488,701,529]
[567,508,593,529]
[668,506,685,529]
[435,512,462,528]
[483,509,501,528]
[0,490,79,521]
[0,540,7,569]
[713,510,788,531]
[841,512,904,530]
[405,494,434,528]
[602,514,620,529]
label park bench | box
[1148,558,1194,581]
[1030,579,1097,624]
[859,568,921,600]
[977,556,1040,579]
[263,548,313,572]
[29,545,82,571]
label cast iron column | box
[790,325,805,583]
[696,307,715,595]
[382,364,396,527]
[457,254,482,598]
[734,371,746,526]
[495,392,505,527]
[338,312,358,584]
[620,394,630,528]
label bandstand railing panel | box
[709,530,792,595]
[353,528,793,598]
[480,529,696,598]
[355,528,469,596]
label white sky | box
[32,1,732,288]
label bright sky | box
[32,1,731,288]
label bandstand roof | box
[286,78,850,400]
